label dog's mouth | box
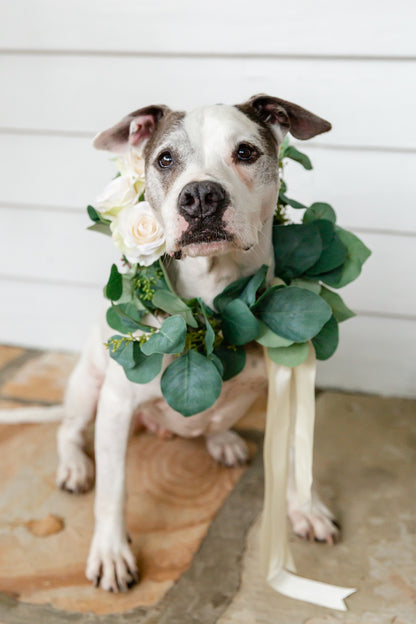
[175,228,235,258]
[180,228,234,246]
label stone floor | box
[0,345,415,623]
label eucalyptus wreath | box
[87,138,371,417]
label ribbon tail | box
[293,344,316,508]
[268,570,356,611]
[261,349,356,612]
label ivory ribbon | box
[260,344,356,611]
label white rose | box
[116,148,146,183]
[94,175,139,220]
[111,201,166,265]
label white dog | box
[56,95,338,592]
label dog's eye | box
[235,143,259,163]
[158,151,173,168]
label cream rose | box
[116,148,146,183]
[94,175,140,220]
[111,201,166,265]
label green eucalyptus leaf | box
[108,336,139,369]
[221,299,260,346]
[255,321,293,347]
[312,315,339,360]
[88,222,112,236]
[87,205,101,222]
[161,351,222,416]
[255,286,332,342]
[141,315,187,355]
[282,145,313,170]
[106,303,148,334]
[320,287,355,323]
[273,222,323,281]
[290,278,321,294]
[303,202,336,224]
[306,231,347,276]
[209,353,224,377]
[105,264,123,301]
[213,275,252,312]
[267,342,310,367]
[213,344,246,381]
[278,192,308,210]
[239,264,268,307]
[152,290,198,328]
[198,299,216,355]
[317,228,371,289]
[125,351,163,383]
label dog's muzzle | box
[178,180,233,246]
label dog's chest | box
[136,343,267,438]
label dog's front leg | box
[86,367,138,592]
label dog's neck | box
[168,216,275,307]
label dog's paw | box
[288,499,340,545]
[206,430,249,467]
[86,535,139,592]
[56,449,95,494]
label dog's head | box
[94,95,331,258]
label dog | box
[56,94,338,593]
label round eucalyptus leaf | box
[124,350,163,383]
[303,202,336,224]
[106,303,148,334]
[273,222,323,281]
[317,228,371,289]
[312,315,339,360]
[221,299,260,346]
[306,232,347,275]
[161,351,222,417]
[213,344,246,381]
[108,336,138,369]
[141,315,186,355]
[152,290,198,328]
[267,342,310,367]
[209,353,225,377]
[255,321,293,348]
[320,287,355,323]
[213,275,252,312]
[256,286,332,342]
[105,264,123,301]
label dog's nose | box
[178,181,227,220]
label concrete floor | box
[0,346,415,623]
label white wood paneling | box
[1,134,415,233]
[0,134,114,210]
[0,279,102,351]
[284,148,416,234]
[1,0,414,57]
[317,315,416,399]
[1,54,416,149]
[0,206,117,285]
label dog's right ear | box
[93,105,171,153]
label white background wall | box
[0,0,415,397]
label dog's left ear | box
[242,94,331,140]
[93,105,171,153]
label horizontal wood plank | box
[1,54,416,149]
[0,280,103,351]
[1,0,414,57]
[1,134,415,233]
[317,314,416,398]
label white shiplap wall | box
[1,0,415,397]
